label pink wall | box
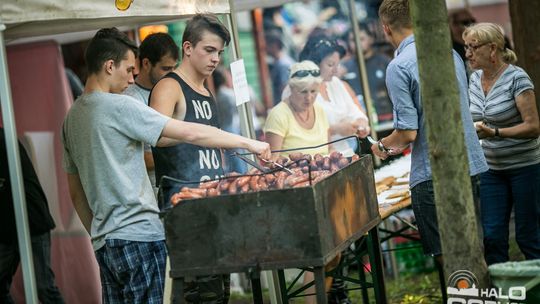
[471,3,513,42]
[4,40,101,303]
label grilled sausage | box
[170,193,183,205]
[258,177,268,190]
[207,188,219,197]
[228,179,239,195]
[276,173,286,189]
[337,158,350,169]
[314,154,324,166]
[199,180,219,189]
[241,183,250,193]
[351,154,360,162]
[218,180,230,192]
[187,187,208,196]
[322,157,331,170]
[293,181,310,188]
[249,176,260,191]
[265,174,276,184]
[285,174,309,187]
[329,151,342,161]
[298,159,309,167]
[237,175,251,188]
[309,160,319,171]
[289,152,303,161]
[330,162,339,172]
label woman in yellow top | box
[264,60,330,157]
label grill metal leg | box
[314,266,327,304]
[367,228,387,304]
[435,257,447,303]
[171,278,185,304]
[250,272,264,304]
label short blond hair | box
[379,0,412,31]
[463,22,517,64]
[288,60,322,91]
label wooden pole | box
[509,0,540,113]
[410,0,489,287]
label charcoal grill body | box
[164,155,381,302]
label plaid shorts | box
[95,239,167,304]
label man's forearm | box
[380,129,417,152]
[67,174,93,235]
[72,199,93,235]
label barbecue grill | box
[163,153,383,303]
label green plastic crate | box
[394,241,435,275]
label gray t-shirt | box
[62,92,170,250]
[123,83,157,187]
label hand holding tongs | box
[232,151,293,174]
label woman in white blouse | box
[298,36,370,157]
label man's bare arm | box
[67,174,92,234]
[159,119,271,159]
[371,129,417,160]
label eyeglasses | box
[464,43,488,52]
[291,69,321,78]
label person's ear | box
[142,58,151,70]
[104,59,115,75]
[382,24,392,37]
[183,41,192,58]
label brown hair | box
[378,0,412,31]
[182,14,231,58]
[462,23,517,64]
[85,28,138,75]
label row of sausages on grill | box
[170,152,360,205]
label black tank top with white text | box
[151,72,223,185]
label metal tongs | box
[232,152,293,174]
[259,158,294,174]
[232,151,269,173]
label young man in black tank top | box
[149,14,234,303]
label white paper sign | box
[230,59,250,106]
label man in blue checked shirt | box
[371,0,488,266]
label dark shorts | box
[410,176,481,256]
[95,239,167,304]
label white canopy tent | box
[0,1,233,302]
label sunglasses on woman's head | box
[291,69,321,78]
[315,39,333,48]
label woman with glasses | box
[298,35,370,157]
[264,60,330,157]
[463,23,540,265]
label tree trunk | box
[410,0,489,288]
[509,0,540,113]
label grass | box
[227,239,525,303]
[228,270,443,304]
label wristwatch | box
[377,140,389,154]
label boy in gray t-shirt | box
[62,28,270,303]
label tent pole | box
[225,3,281,303]
[226,1,257,143]
[347,0,381,166]
[0,25,39,303]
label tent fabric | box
[0,0,230,40]
[5,40,101,303]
